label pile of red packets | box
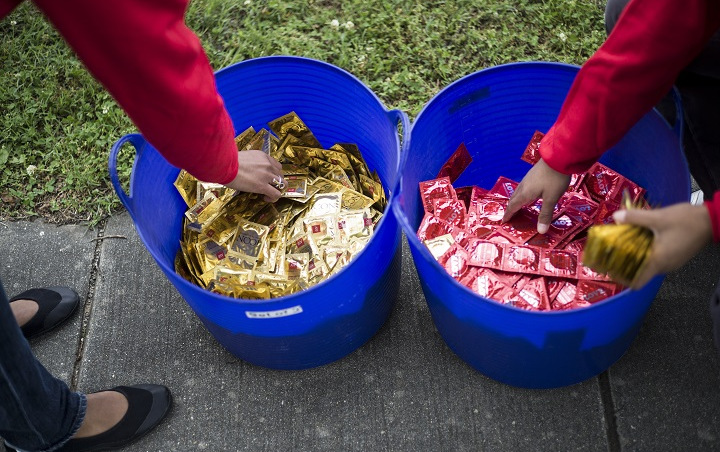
[416,131,648,311]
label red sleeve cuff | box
[704,191,720,243]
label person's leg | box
[710,278,720,353]
[603,0,629,35]
[0,279,86,451]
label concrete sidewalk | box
[2,213,720,451]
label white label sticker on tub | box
[245,305,303,319]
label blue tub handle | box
[387,109,410,157]
[109,133,145,216]
[387,109,410,197]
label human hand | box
[502,159,571,233]
[225,150,284,202]
[613,202,713,290]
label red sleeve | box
[540,0,720,175]
[704,192,720,243]
[0,0,22,18]
[31,0,238,184]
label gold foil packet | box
[185,191,225,232]
[174,170,198,207]
[242,128,277,153]
[282,163,310,176]
[323,246,351,273]
[310,177,345,195]
[202,209,241,245]
[214,265,254,286]
[306,192,342,218]
[235,283,271,300]
[337,209,374,245]
[304,215,338,249]
[323,165,355,190]
[340,188,375,211]
[281,175,309,199]
[230,218,270,260]
[306,255,329,285]
[287,232,314,257]
[196,182,235,203]
[268,111,322,148]
[359,174,383,205]
[234,126,256,151]
[195,239,228,274]
[285,252,310,280]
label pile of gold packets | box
[174,112,387,299]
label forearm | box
[541,0,720,175]
[32,0,238,184]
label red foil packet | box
[490,176,519,198]
[471,195,508,225]
[436,143,473,183]
[466,239,505,268]
[594,201,621,225]
[609,177,647,204]
[500,208,539,244]
[524,198,564,220]
[520,130,545,165]
[503,244,540,274]
[527,209,588,249]
[469,186,490,212]
[539,249,579,279]
[496,275,531,305]
[417,213,454,242]
[545,277,567,302]
[465,268,509,300]
[438,244,470,279]
[483,229,516,244]
[512,277,551,311]
[576,261,613,282]
[568,173,586,192]
[561,192,599,220]
[583,162,622,202]
[552,282,579,310]
[466,219,494,240]
[452,227,473,248]
[432,198,467,228]
[575,280,620,304]
[419,177,457,214]
[455,186,473,213]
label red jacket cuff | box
[704,191,720,243]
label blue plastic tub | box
[393,62,690,388]
[109,56,408,370]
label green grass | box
[0,0,605,226]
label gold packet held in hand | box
[582,191,654,284]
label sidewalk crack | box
[598,371,621,452]
[70,218,107,390]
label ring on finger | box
[270,176,286,190]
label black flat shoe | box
[58,384,172,452]
[10,286,80,339]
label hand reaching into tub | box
[612,202,713,290]
[225,150,284,203]
[502,159,570,233]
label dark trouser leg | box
[0,279,86,451]
[711,278,720,353]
